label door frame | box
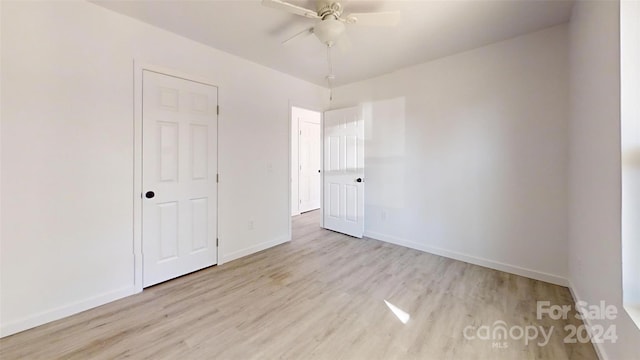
[133,61,219,293]
[288,103,324,236]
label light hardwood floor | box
[0,210,597,359]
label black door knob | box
[318,170,321,173]
[356,178,362,183]
[145,191,155,199]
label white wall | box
[290,106,322,216]
[332,25,570,285]
[621,0,640,324]
[0,0,4,330]
[568,1,640,359]
[0,0,327,336]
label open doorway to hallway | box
[291,106,322,220]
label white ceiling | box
[91,0,574,87]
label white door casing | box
[299,120,321,212]
[323,106,364,238]
[142,70,218,287]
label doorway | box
[291,106,322,216]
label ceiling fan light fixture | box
[313,18,346,46]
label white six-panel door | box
[299,120,321,212]
[323,106,364,238]
[142,70,218,287]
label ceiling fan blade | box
[261,0,320,19]
[282,27,314,45]
[344,11,401,27]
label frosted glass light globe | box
[314,18,345,46]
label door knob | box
[356,178,362,183]
[145,191,155,199]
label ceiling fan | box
[262,0,401,47]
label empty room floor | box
[0,210,597,359]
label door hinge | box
[299,130,302,135]
[216,173,219,183]
[216,238,219,247]
[217,105,220,115]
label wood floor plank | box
[0,210,598,359]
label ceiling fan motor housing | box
[317,1,342,19]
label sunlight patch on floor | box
[384,300,410,324]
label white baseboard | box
[0,286,137,338]
[364,231,569,287]
[221,236,290,264]
[568,282,607,360]
[1,235,292,338]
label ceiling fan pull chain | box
[327,44,334,102]
[327,44,333,76]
